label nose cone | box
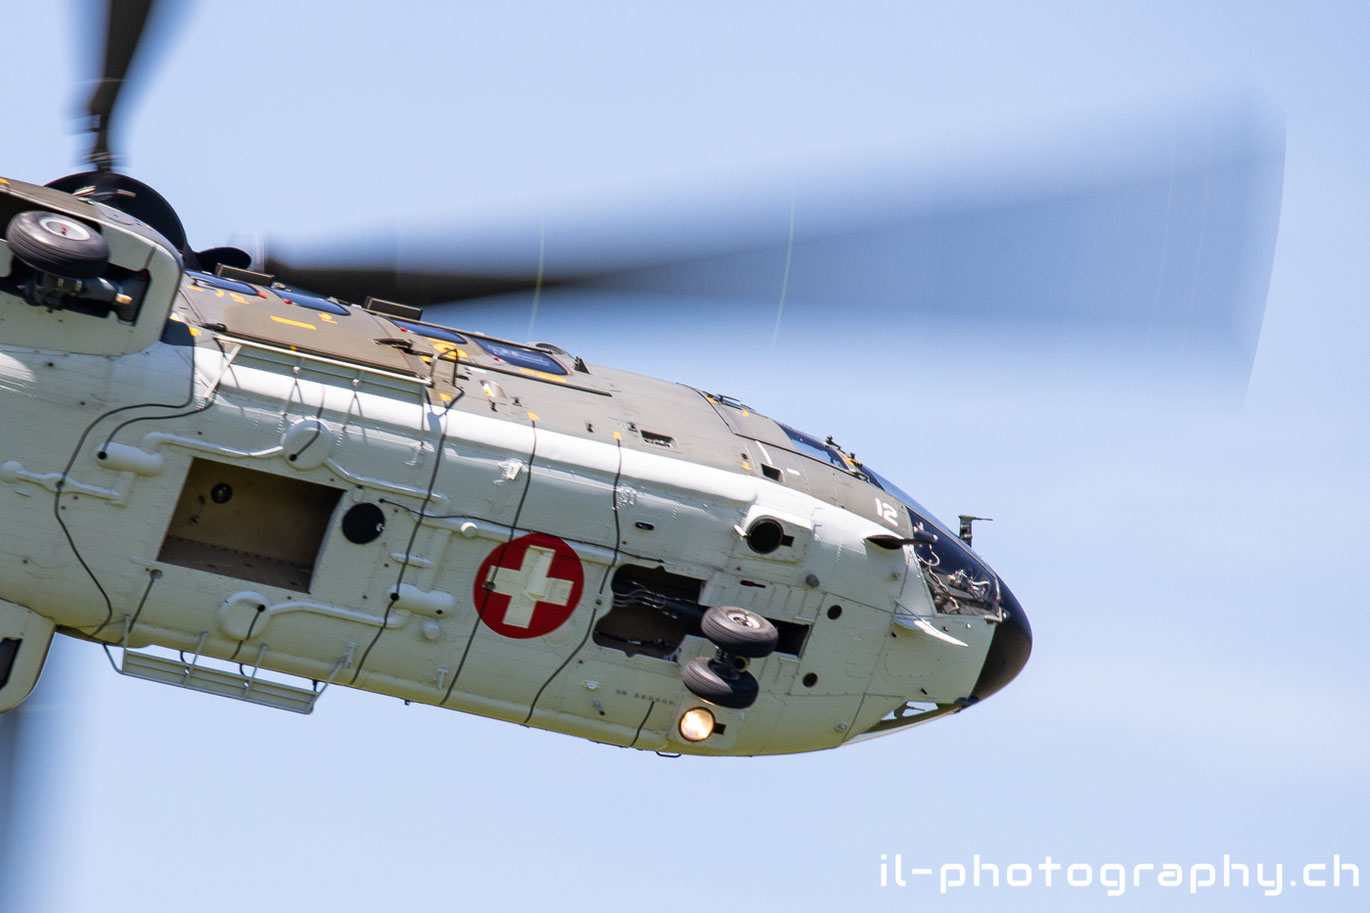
[969,579,1032,701]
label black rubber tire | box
[682,656,759,709]
[5,210,110,280]
[700,604,779,658]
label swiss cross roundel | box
[473,533,585,638]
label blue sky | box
[3,2,1368,911]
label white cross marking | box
[488,545,575,628]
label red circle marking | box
[473,533,585,639]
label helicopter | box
[0,0,1034,760]
[5,1,1326,911]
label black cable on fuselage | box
[54,331,228,639]
[441,414,541,706]
[520,436,624,726]
[348,388,462,685]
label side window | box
[188,272,261,296]
[276,287,349,316]
[474,338,568,375]
[390,318,468,345]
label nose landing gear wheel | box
[5,210,110,280]
[683,656,760,709]
[700,604,779,658]
[680,605,778,711]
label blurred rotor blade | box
[85,0,183,168]
[266,101,1282,380]
[262,258,576,306]
[0,708,22,840]
[0,706,31,913]
[0,639,79,913]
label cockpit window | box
[862,466,953,541]
[473,338,568,375]
[711,393,752,411]
[778,424,855,472]
[864,464,997,591]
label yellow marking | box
[527,412,539,421]
[0,177,8,184]
[740,409,750,417]
[613,430,622,440]
[432,342,469,359]
[517,367,568,384]
[438,393,452,402]
[271,315,317,330]
[742,460,751,471]
[320,313,336,323]
[229,292,248,304]
[188,327,201,336]
[214,289,225,298]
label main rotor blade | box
[263,104,1283,383]
[0,640,79,913]
[0,707,29,913]
[86,0,161,168]
[261,259,575,308]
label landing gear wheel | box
[5,211,110,280]
[683,656,759,709]
[700,604,779,658]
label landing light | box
[679,707,715,742]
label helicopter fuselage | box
[0,177,1027,755]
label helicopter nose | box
[968,579,1032,701]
